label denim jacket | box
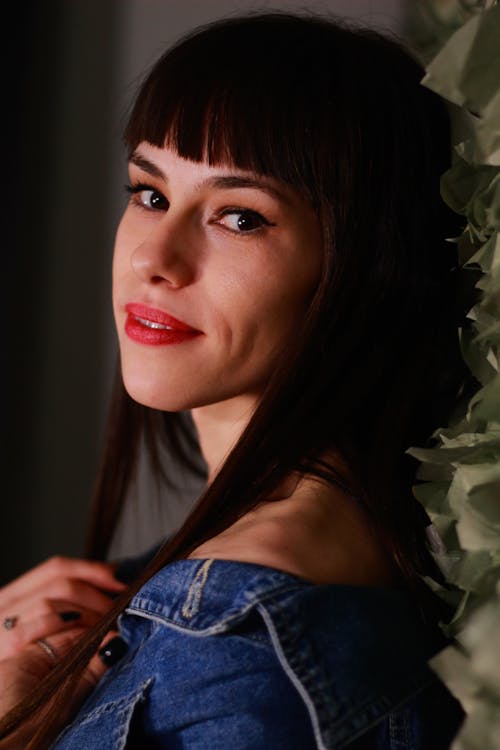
[50,555,463,749]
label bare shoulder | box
[189,477,402,587]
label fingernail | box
[98,636,128,667]
[59,611,82,622]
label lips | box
[124,303,202,346]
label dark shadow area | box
[1,1,119,585]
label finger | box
[31,629,128,681]
[83,631,128,690]
[0,606,102,660]
[58,632,128,728]
[20,626,89,680]
[1,577,123,623]
[1,596,105,628]
[0,557,126,610]
[0,630,125,748]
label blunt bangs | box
[123,11,436,246]
[123,13,360,208]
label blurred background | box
[2,0,413,585]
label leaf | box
[430,593,500,750]
[440,161,500,240]
[405,5,500,748]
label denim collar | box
[123,557,438,640]
[125,558,314,634]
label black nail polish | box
[59,611,82,622]
[98,636,128,667]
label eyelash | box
[124,182,275,234]
[216,207,274,234]
[125,183,168,211]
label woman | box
[0,10,467,749]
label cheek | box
[216,246,321,358]
[256,241,322,322]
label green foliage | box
[405,2,500,748]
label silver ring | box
[36,638,58,664]
[3,616,19,630]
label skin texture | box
[189,466,401,587]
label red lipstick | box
[124,303,202,346]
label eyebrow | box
[129,152,291,204]
[130,152,165,179]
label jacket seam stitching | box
[257,603,327,750]
[126,580,306,632]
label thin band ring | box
[36,638,58,664]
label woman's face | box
[113,143,322,413]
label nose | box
[130,213,196,288]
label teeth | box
[135,315,173,330]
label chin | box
[122,374,192,412]
[120,368,232,413]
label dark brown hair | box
[1,10,466,748]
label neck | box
[191,395,257,483]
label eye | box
[125,183,169,211]
[216,209,274,233]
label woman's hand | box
[0,627,126,750]
[0,555,126,661]
[0,556,128,748]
